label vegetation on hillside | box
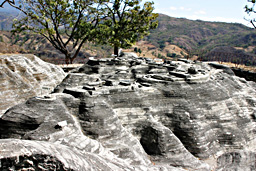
[198,46,256,66]
[147,14,255,50]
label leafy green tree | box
[102,0,158,56]
[157,53,161,58]
[158,40,166,50]
[3,0,105,64]
[138,48,142,55]
[134,47,138,52]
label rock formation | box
[232,67,256,82]
[0,54,66,115]
[0,53,256,170]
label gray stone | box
[216,151,256,171]
[83,85,96,90]
[119,80,132,86]
[208,62,235,75]
[188,66,198,74]
[0,54,66,116]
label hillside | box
[0,12,255,66]
[148,14,255,50]
[145,14,256,66]
[0,10,18,31]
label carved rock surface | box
[1,53,256,170]
[216,150,256,171]
[0,93,181,171]
[0,54,66,115]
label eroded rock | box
[0,54,66,116]
[1,53,256,170]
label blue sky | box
[150,0,252,27]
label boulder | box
[0,54,66,116]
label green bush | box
[138,48,142,54]
[134,47,138,53]
[167,52,176,57]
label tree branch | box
[49,4,65,49]
[251,20,256,29]
[65,9,83,46]
[0,0,15,8]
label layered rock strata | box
[0,54,66,115]
[0,53,256,170]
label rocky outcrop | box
[0,54,66,115]
[232,67,256,82]
[0,53,256,170]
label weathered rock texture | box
[0,54,66,115]
[0,53,256,170]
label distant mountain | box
[147,14,255,51]
[144,14,256,66]
[0,10,19,30]
[0,12,255,66]
[0,1,20,13]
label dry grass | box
[123,40,187,59]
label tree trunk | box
[65,53,72,64]
[114,46,119,57]
[70,57,75,64]
[65,57,69,64]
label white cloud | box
[179,7,185,10]
[169,6,192,11]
